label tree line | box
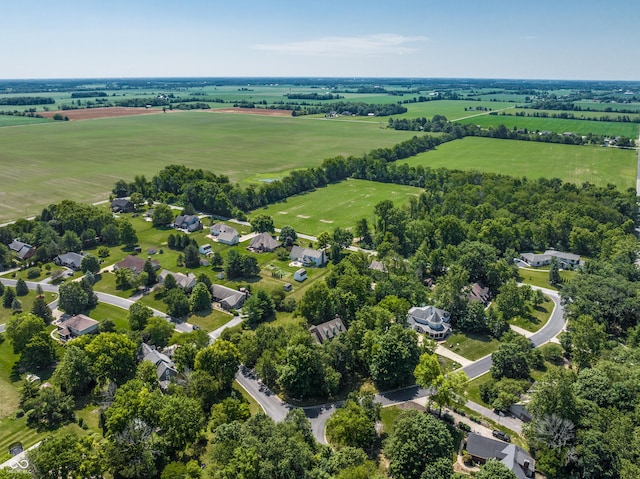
[0,97,55,105]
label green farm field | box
[458,112,640,137]
[0,112,416,223]
[398,137,636,189]
[513,109,640,121]
[252,179,422,235]
[0,115,51,127]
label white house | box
[199,244,212,256]
[290,246,327,267]
[407,305,451,340]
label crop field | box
[252,179,422,235]
[0,115,51,127]
[573,101,640,113]
[511,109,640,122]
[398,137,636,189]
[0,112,416,223]
[458,112,640,137]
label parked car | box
[492,430,510,442]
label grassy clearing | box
[509,299,552,333]
[399,137,636,189]
[518,268,576,290]
[443,332,500,361]
[0,115,51,127]
[252,179,423,236]
[189,309,233,332]
[464,372,493,407]
[380,405,403,434]
[0,112,416,223]
[0,339,21,419]
[458,112,640,137]
[87,302,130,331]
[0,292,56,325]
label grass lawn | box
[458,112,640,138]
[0,292,57,325]
[86,302,130,331]
[0,112,417,223]
[509,298,553,333]
[464,372,493,407]
[443,332,501,361]
[232,380,263,416]
[252,178,423,236]
[399,137,637,189]
[380,405,403,435]
[518,268,576,290]
[0,265,67,281]
[189,309,233,332]
[0,340,21,419]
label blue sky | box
[2,0,638,80]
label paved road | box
[238,286,566,444]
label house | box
[218,228,239,246]
[210,222,236,236]
[114,255,160,274]
[199,244,212,256]
[469,282,491,305]
[294,268,307,282]
[407,305,451,340]
[368,260,387,273]
[9,239,36,261]
[111,198,134,213]
[465,433,535,479]
[248,232,280,252]
[54,252,84,270]
[211,284,248,310]
[519,250,581,268]
[290,246,327,267]
[157,269,197,291]
[310,316,347,344]
[57,314,99,342]
[141,343,178,389]
[174,215,203,232]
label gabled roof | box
[56,252,84,269]
[469,282,490,304]
[111,198,133,209]
[368,260,386,272]
[310,317,347,344]
[115,255,160,273]
[175,215,200,226]
[211,284,247,309]
[218,229,239,243]
[61,314,99,334]
[158,270,197,290]
[249,232,280,251]
[9,239,35,260]
[466,433,534,479]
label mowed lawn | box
[252,179,423,236]
[457,112,640,138]
[399,137,636,189]
[0,112,416,223]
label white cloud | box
[253,34,427,56]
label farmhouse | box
[157,270,197,291]
[519,249,581,268]
[465,433,534,479]
[310,316,347,344]
[114,255,160,274]
[111,198,134,213]
[248,232,280,252]
[140,343,178,389]
[174,215,203,232]
[54,252,84,270]
[290,246,327,267]
[407,305,451,340]
[294,268,307,282]
[211,284,248,310]
[9,239,36,261]
[57,314,99,342]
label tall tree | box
[85,332,137,386]
[151,203,174,227]
[5,313,46,354]
[250,214,275,233]
[144,317,174,348]
[81,254,101,274]
[128,302,153,331]
[31,295,53,324]
[53,345,94,396]
[15,279,29,296]
[58,281,89,315]
[194,340,240,390]
[119,219,138,248]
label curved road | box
[237,286,566,444]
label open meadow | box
[457,112,640,137]
[0,112,416,223]
[399,137,637,189]
[252,178,422,235]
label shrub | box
[27,268,41,279]
[15,409,24,419]
[470,415,482,424]
[442,412,454,423]
[458,421,471,432]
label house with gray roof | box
[141,343,178,389]
[114,255,160,274]
[217,227,239,246]
[290,245,327,267]
[111,198,134,213]
[310,317,347,344]
[248,232,280,252]
[407,305,451,340]
[57,314,99,342]
[174,215,203,232]
[465,433,534,479]
[519,249,581,268]
[9,239,35,261]
[469,282,491,305]
[54,252,85,270]
[158,270,198,291]
[211,284,248,310]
